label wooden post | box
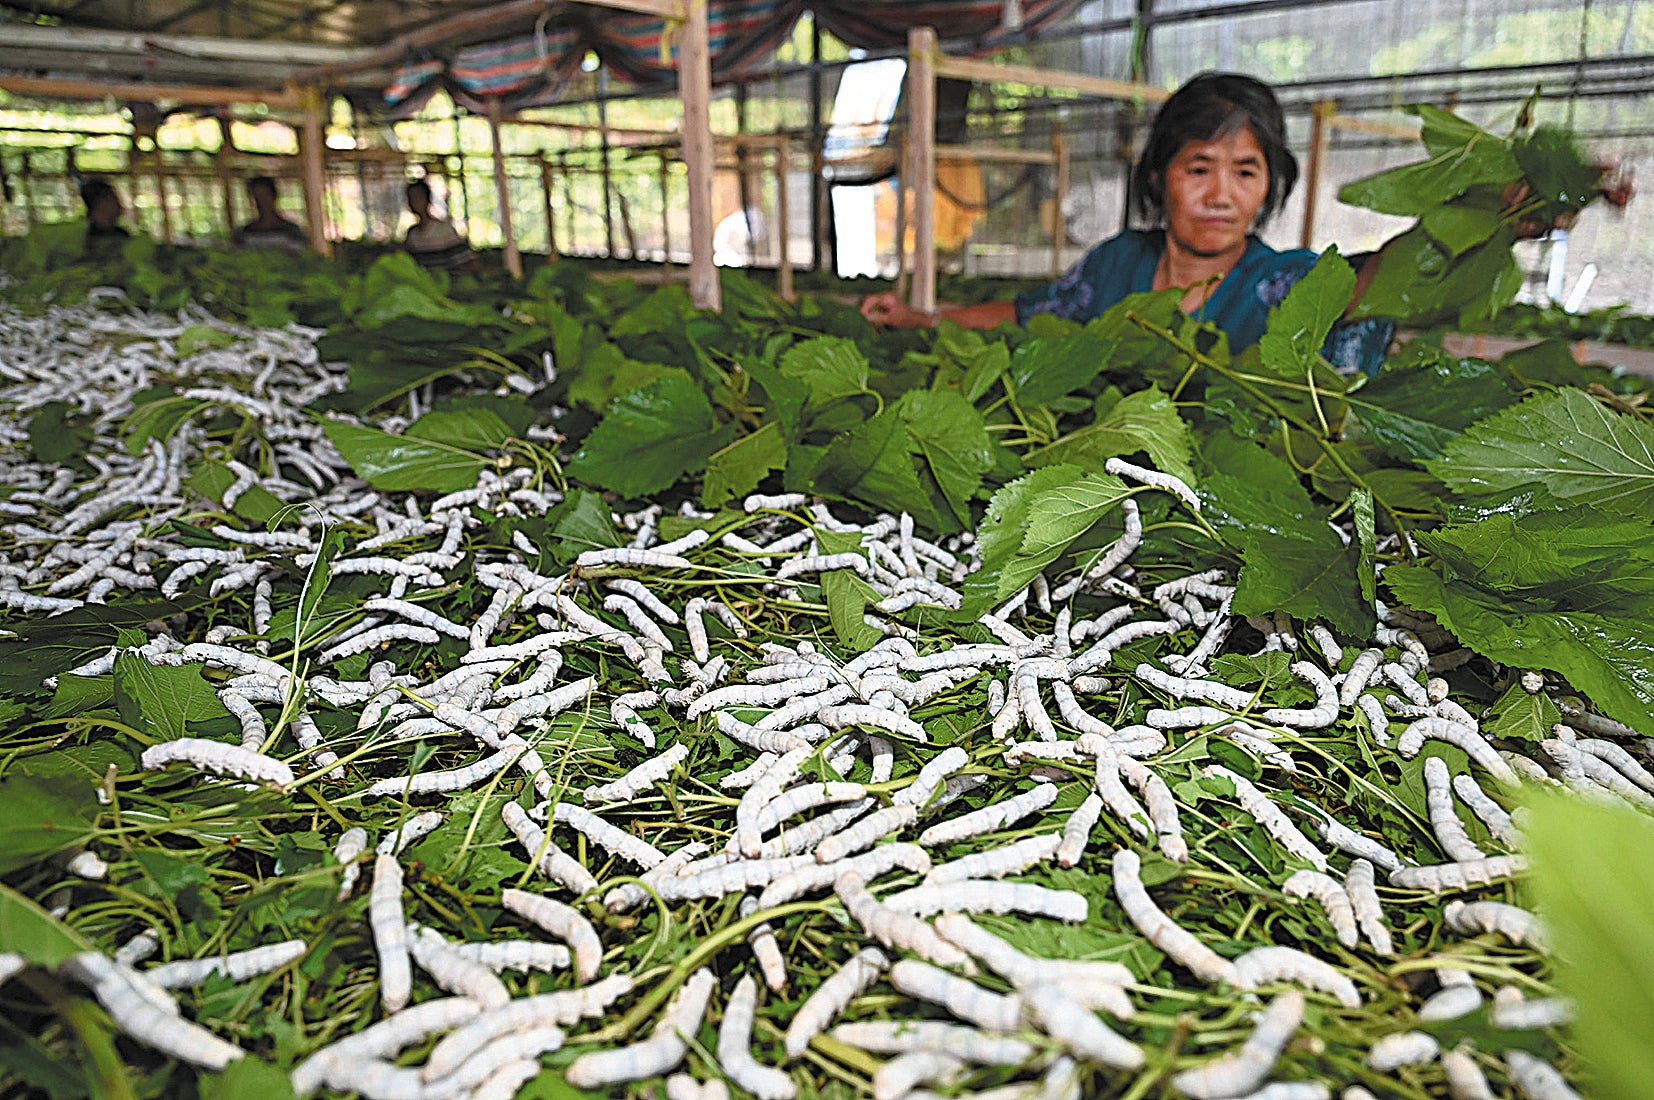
[659,156,672,265]
[155,153,175,244]
[679,0,721,311]
[618,189,638,259]
[485,98,522,278]
[907,26,938,314]
[774,138,793,300]
[1051,128,1068,277]
[215,114,237,239]
[893,136,907,298]
[1301,100,1333,250]
[540,156,558,259]
[562,155,577,254]
[298,85,332,256]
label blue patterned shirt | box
[1014,229,1394,375]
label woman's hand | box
[860,292,936,328]
[1505,160,1635,239]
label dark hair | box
[1132,72,1298,228]
[406,179,432,202]
[80,177,118,210]
[247,175,278,196]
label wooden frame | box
[1300,100,1420,248]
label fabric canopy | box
[381,0,1084,114]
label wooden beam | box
[907,27,938,315]
[294,0,551,83]
[1328,113,1421,140]
[298,86,332,256]
[932,54,1170,104]
[486,99,523,279]
[679,0,720,311]
[1300,100,1332,249]
[0,74,298,108]
[935,143,1056,165]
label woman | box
[232,176,309,253]
[403,179,479,274]
[860,73,1395,373]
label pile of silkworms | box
[1,298,1636,1100]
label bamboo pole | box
[486,98,522,279]
[298,86,332,256]
[1051,128,1068,278]
[930,55,1169,104]
[0,74,298,107]
[215,114,237,239]
[774,137,793,301]
[1300,99,1332,249]
[659,157,672,266]
[907,27,938,315]
[540,157,558,259]
[679,0,721,311]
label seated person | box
[80,178,130,250]
[232,176,309,252]
[403,179,478,273]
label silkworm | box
[1021,984,1144,1069]
[1146,704,1233,729]
[1202,765,1328,871]
[1451,773,1520,847]
[880,880,1087,921]
[1259,662,1339,729]
[498,888,603,982]
[65,850,108,880]
[1306,624,1342,666]
[444,940,570,973]
[1397,717,1519,786]
[932,912,1133,993]
[1113,849,1237,985]
[1312,814,1405,875]
[363,742,529,799]
[140,738,294,788]
[1423,757,1488,861]
[717,974,797,1100]
[421,976,633,1082]
[718,712,812,754]
[1505,1050,1584,1100]
[1057,793,1105,868]
[552,803,667,869]
[756,844,927,907]
[563,967,716,1088]
[293,997,483,1094]
[333,828,369,901]
[605,842,710,912]
[407,926,511,1009]
[113,930,160,968]
[817,703,928,742]
[1418,969,1482,1022]
[1169,990,1304,1099]
[1105,458,1200,512]
[1232,946,1361,1007]
[917,784,1058,846]
[362,596,470,639]
[1136,662,1255,709]
[605,578,680,624]
[776,552,869,580]
[501,803,599,895]
[749,782,869,838]
[872,1052,966,1100]
[785,948,888,1057]
[1575,738,1654,795]
[467,1057,545,1100]
[815,805,917,863]
[144,940,307,989]
[735,745,814,856]
[888,959,1021,1031]
[584,743,689,804]
[1118,757,1187,862]
[653,855,819,901]
[1354,694,1391,746]
[377,811,445,855]
[1489,986,1573,1030]
[1444,900,1547,951]
[59,953,244,1071]
[835,871,969,968]
[829,1020,1034,1065]
[368,854,411,1013]
[1342,860,1393,956]
[925,833,1061,885]
[1339,649,1384,704]
[1367,1030,1439,1071]
[1281,871,1358,949]
[1441,1045,1497,1100]
[1383,662,1430,706]
[1388,855,1527,892]
[752,685,856,732]
[575,546,695,570]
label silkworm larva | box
[1260,662,1340,729]
[1368,1030,1440,1071]
[1113,849,1236,986]
[888,959,1021,1032]
[1444,899,1548,951]
[113,929,159,968]
[1418,971,1482,1022]
[1202,765,1328,871]
[421,976,633,1082]
[1312,814,1406,875]
[1135,662,1255,709]
[1281,871,1358,949]
[1504,1050,1584,1100]
[835,871,969,968]
[294,997,482,1094]
[407,926,511,1010]
[932,913,1134,992]
[1232,946,1361,1007]
[1451,773,1520,847]
[717,974,797,1100]
[1397,717,1519,786]
[738,895,788,992]
[1342,859,1393,956]
[574,546,695,570]
[427,1025,566,1094]
[1440,1045,1497,1100]
[1057,793,1105,868]
[785,948,888,1057]
[563,968,716,1088]
[362,743,528,799]
[1104,458,1200,512]
[828,1020,1034,1065]
[143,940,306,989]
[926,833,1061,885]
[444,940,570,973]
[881,880,1087,921]
[1424,757,1487,862]
[817,703,929,742]
[500,889,603,982]
[815,805,918,863]
[1146,704,1233,729]
[1388,855,1527,892]
[332,827,369,902]
[552,803,667,869]
[140,738,294,788]
[756,843,927,908]
[1489,986,1573,1031]
[467,1057,544,1100]
[1118,756,1187,862]
[604,843,710,912]
[717,712,812,755]
[1021,984,1144,1069]
[1169,990,1304,1099]
[744,492,808,512]
[917,784,1058,847]
[872,1052,966,1100]
[368,854,411,1013]
[59,953,244,1071]
[584,743,690,804]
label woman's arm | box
[860,292,1018,330]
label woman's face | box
[1161,126,1270,259]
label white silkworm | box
[1022,984,1143,1069]
[144,940,306,989]
[1113,849,1237,985]
[718,712,812,754]
[717,974,797,1100]
[1444,900,1547,951]
[1260,662,1339,729]
[872,1052,966,1100]
[753,684,856,731]
[745,492,808,512]
[584,743,689,804]
[468,1057,544,1100]
[369,854,411,1013]
[1505,1051,1584,1100]
[1146,704,1233,729]
[1105,457,1200,512]
[785,948,888,1057]
[552,803,667,869]
[65,850,108,880]
[114,930,159,968]
[1202,765,1328,871]
[605,594,673,650]
[1281,871,1358,949]
[407,926,511,1009]
[777,552,869,580]
[1424,757,1487,862]
[575,546,694,569]
[1312,813,1405,874]
[501,802,599,895]
[564,967,715,1087]
[362,742,528,798]
[605,578,680,624]
[1136,663,1255,709]
[1118,756,1187,862]
[605,843,710,912]
[1388,855,1526,892]
[1383,662,1430,706]
[1307,624,1342,665]
[932,913,1133,994]
[1451,773,1520,847]
[1339,649,1384,704]
[1169,990,1304,1099]
[1490,986,1573,1030]
[722,753,779,790]
[880,880,1087,921]
[926,833,1061,885]
[1232,946,1361,1007]
[317,622,442,662]
[1418,970,1483,1022]
[1057,793,1105,868]
[750,782,869,837]
[815,805,917,863]
[421,977,633,1082]
[1397,717,1519,786]
[653,855,818,901]
[1577,737,1654,795]
[917,784,1057,846]
[294,997,483,1093]
[835,871,969,968]
[735,745,814,856]
[889,959,1020,1032]
[1342,859,1392,956]
[688,676,829,718]
[59,953,243,1071]
[829,1020,1033,1065]
[756,843,928,907]
[500,888,603,982]
[817,703,928,742]
[219,691,268,752]
[1367,1030,1439,1071]
[333,828,368,902]
[1441,1045,1496,1100]
[377,811,445,855]
[445,940,570,973]
[362,597,470,639]
[140,738,294,787]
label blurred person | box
[80,178,130,248]
[232,175,308,252]
[403,179,478,273]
